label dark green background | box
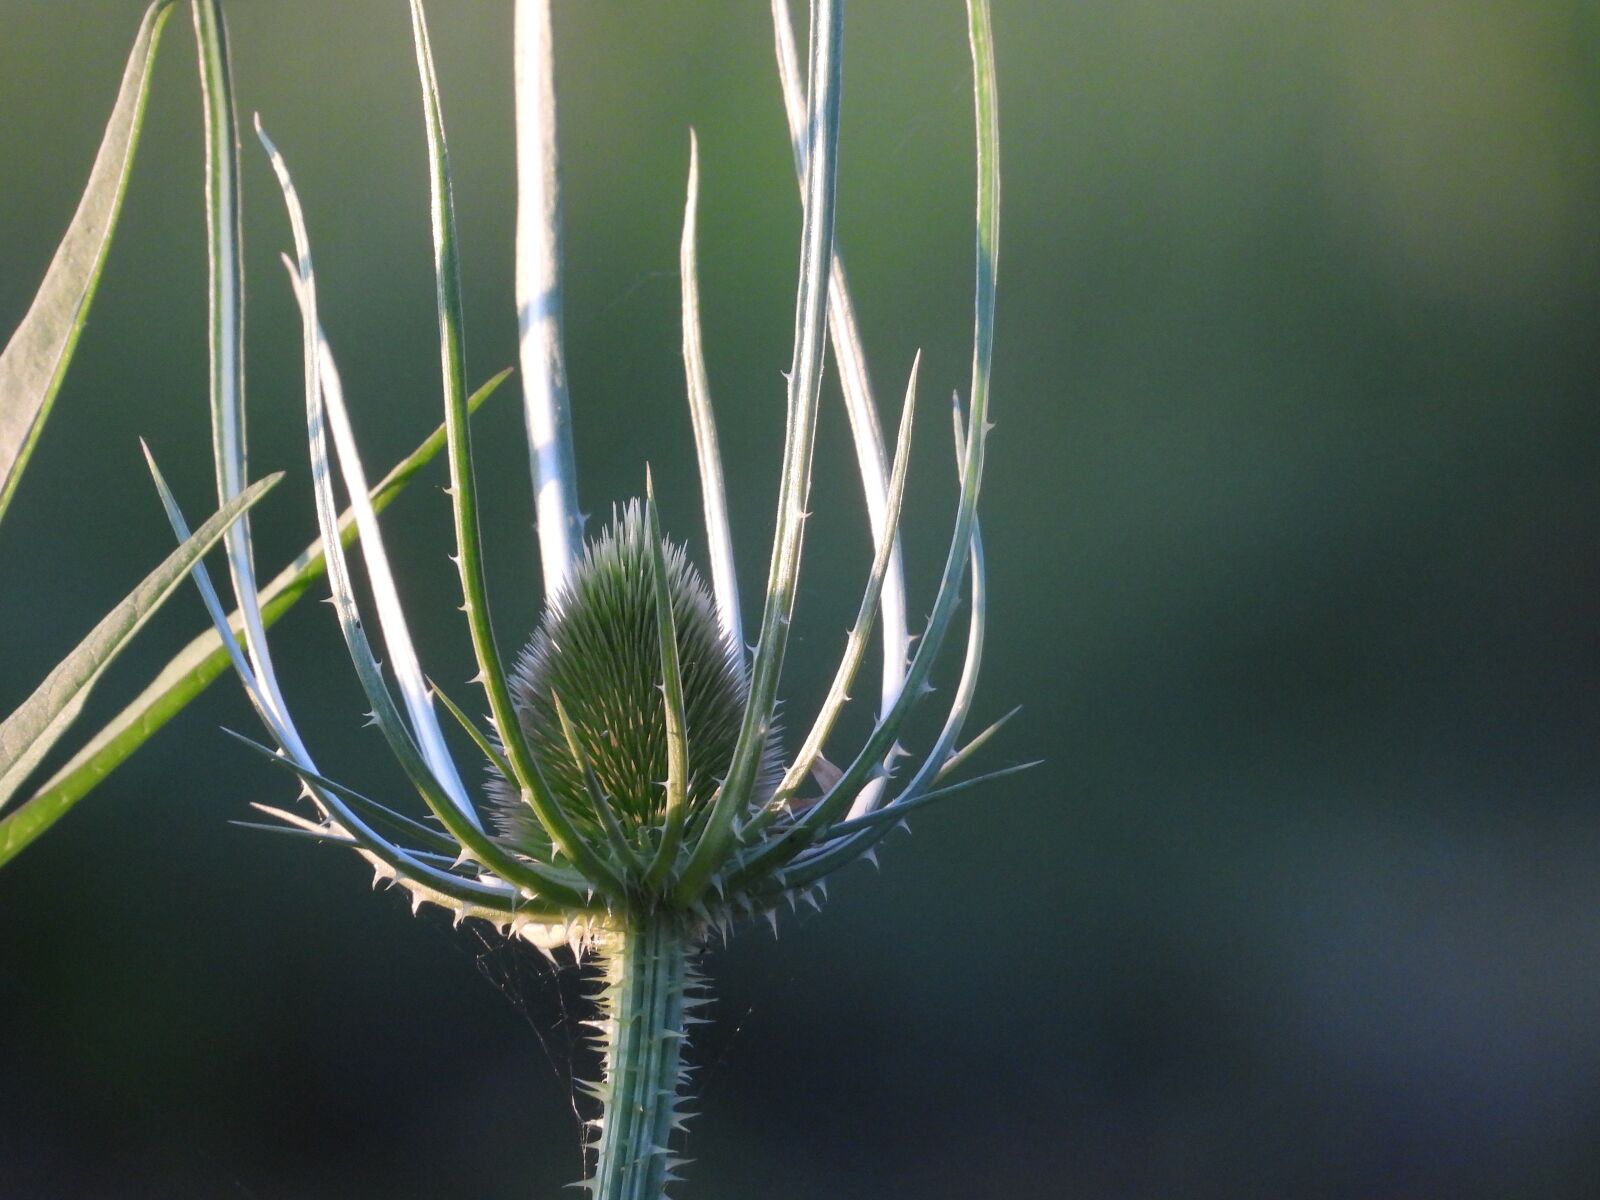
[3,2,1599,1197]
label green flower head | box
[488,501,783,862]
[170,0,1020,955]
[153,0,1015,1194]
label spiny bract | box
[487,501,783,863]
[175,0,1006,1193]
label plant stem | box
[514,0,583,595]
[590,919,695,1199]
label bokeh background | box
[3,2,1599,1197]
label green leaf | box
[0,1,179,526]
[429,679,517,790]
[0,470,281,866]
[16,372,507,856]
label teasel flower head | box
[160,0,1020,1193]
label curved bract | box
[181,0,1020,931]
[172,0,1024,1193]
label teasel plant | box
[156,0,1023,1194]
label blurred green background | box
[3,1,1599,1197]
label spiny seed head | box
[487,501,782,858]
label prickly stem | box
[588,919,696,1199]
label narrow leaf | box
[874,392,991,811]
[0,471,280,864]
[809,759,1038,842]
[223,728,461,856]
[753,0,1002,852]
[0,0,179,525]
[937,704,1021,783]
[238,808,479,874]
[731,409,992,889]
[158,471,525,916]
[768,760,1038,892]
[430,679,518,786]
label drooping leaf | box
[0,1,179,526]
